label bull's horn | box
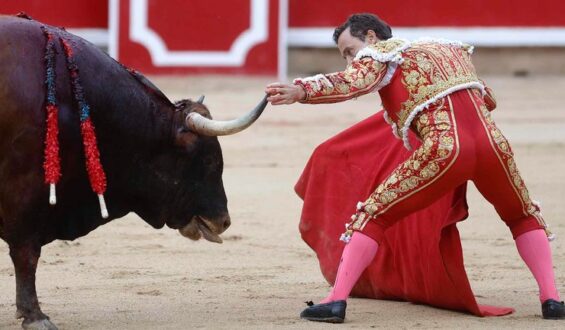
[197,95,205,104]
[186,94,268,136]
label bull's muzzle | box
[179,214,231,244]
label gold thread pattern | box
[395,43,480,136]
[294,39,485,142]
[346,97,459,233]
[294,57,387,103]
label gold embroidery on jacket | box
[295,39,483,136]
[296,58,387,103]
[361,38,409,55]
[396,43,480,132]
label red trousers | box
[350,89,548,243]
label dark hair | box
[333,13,392,44]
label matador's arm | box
[293,57,389,104]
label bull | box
[0,15,267,329]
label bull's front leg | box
[9,241,58,330]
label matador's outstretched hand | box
[265,82,306,105]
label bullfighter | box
[266,13,564,323]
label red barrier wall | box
[3,0,564,29]
[0,0,108,28]
[147,0,250,51]
[288,0,565,27]
[2,0,564,76]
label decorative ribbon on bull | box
[41,27,109,219]
[40,25,268,218]
[41,26,62,207]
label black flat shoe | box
[542,299,565,319]
[300,300,347,323]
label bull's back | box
[0,16,46,108]
[0,17,54,227]
[0,16,47,154]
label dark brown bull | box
[0,15,266,329]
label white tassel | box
[340,232,352,243]
[532,200,543,216]
[383,111,392,124]
[98,194,108,219]
[356,201,364,210]
[532,200,555,241]
[49,184,57,205]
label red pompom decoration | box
[44,104,61,185]
[41,26,109,216]
[80,118,107,195]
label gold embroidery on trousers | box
[348,96,460,232]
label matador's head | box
[333,13,393,65]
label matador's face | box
[337,27,379,65]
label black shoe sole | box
[543,316,565,320]
[301,316,344,323]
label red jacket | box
[294,38,497,150]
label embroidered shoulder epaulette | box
[354,38,410,63]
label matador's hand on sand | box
[265,82,306,105]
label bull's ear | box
[174,128,199,153]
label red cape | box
[295,112,513,316]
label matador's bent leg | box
[466,89,549,238]
[466,90,562,312]
[344,95,474,243]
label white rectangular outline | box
[67,28,109,48]
[129,0,269,66]
[288,27,565,47]
[108,0,120,59]
[79,26,565,51]
[278,0,289,81]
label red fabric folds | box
[295,111,513,316]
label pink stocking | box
[320,232,379,303]
[515,229,560,302]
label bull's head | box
[166,94,268,243]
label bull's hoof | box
[22,319,58,330]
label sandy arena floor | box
[1,75,565,329]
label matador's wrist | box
[295,85,306,102]
[292,81,309,103]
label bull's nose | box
[220,214,231,232]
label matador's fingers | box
[267,94,293,105]
[266,82,286,89]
